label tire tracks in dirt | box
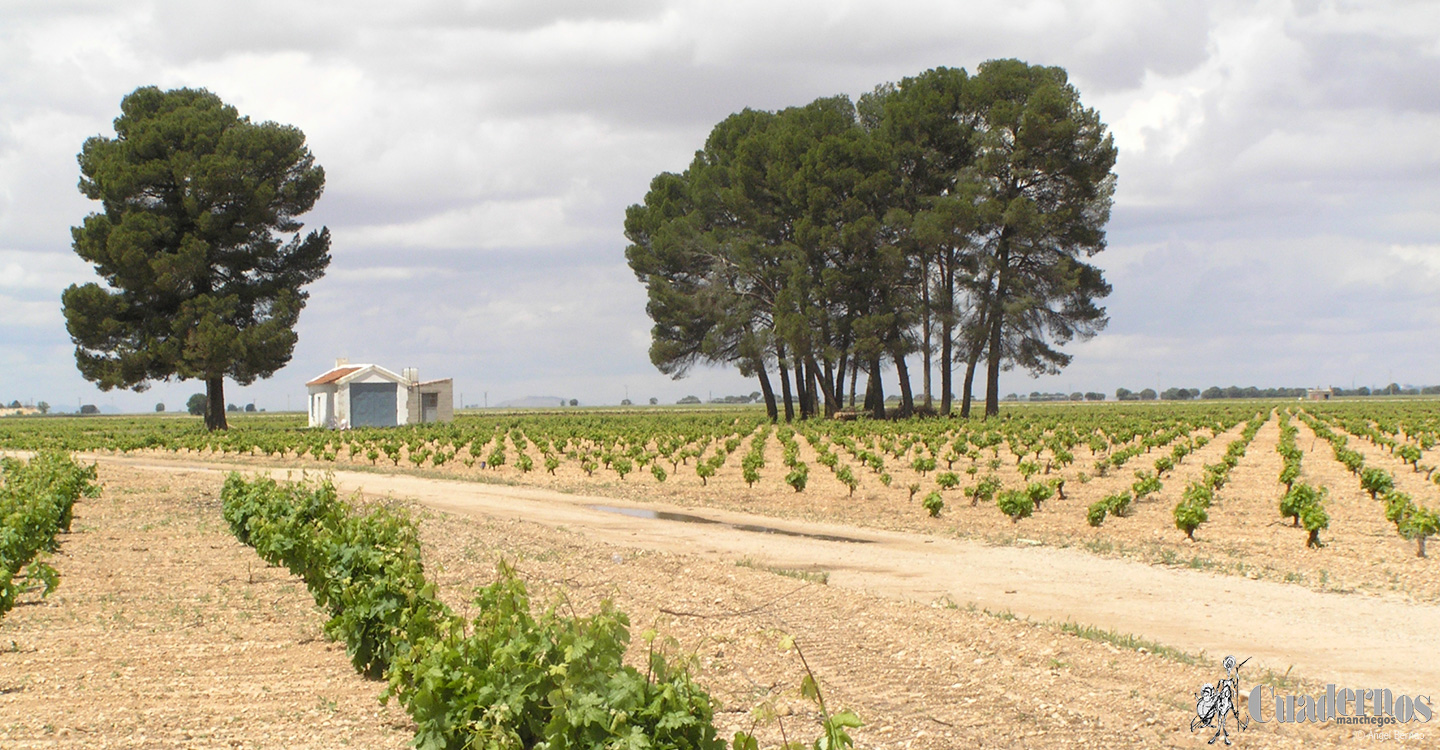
[76,452,1440,697]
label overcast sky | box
[2,0,1437,412]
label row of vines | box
[221,473,858,750]
[0,452,98,619]
[4,401,1439,555]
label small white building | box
[306,358,454,428]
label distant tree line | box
[626,60,1117,422]
[1109,384,1440,400]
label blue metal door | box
[350,382,397,427]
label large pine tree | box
[63,86,330,430]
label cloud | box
[2,0,1438,411]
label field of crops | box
[5,400,1438,747]
[4,399,1438,600]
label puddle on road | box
[587,504,874,544]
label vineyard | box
[3,401,1437,747]
[3,399,1438,602]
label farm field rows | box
[1,461,1393,748]
[7,400,1437,601]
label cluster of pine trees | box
[625,60,1117,422]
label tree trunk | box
[795,357,810,420]
[960,353,980,418]
[984,241,1010,418]
[939,259,955,416]
[870,356,886,419]
[840,358,852,408]
[921,259,933,411]
[777,343,795,423]
[806,354,840,417]
[940,322,954,417]
[895,352,914,418]
[983,304,1004,418]
[756,362,778,423]
[807,364,822,418]
[204,375,228,431]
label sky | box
[2,0,1438,412]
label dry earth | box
[3,457,1434,748]
[115,406,1440,603]
[0,463,412,749]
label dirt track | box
[87,453,1440,697]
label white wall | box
[307,385,338,427]
[308,365,411,428]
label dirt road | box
[83,453,1440,696]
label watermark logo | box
[1247,683,1431,727]
[1191,655,1249,745]
[1187,654,1433,744]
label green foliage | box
[1360,468,1394,499]
[1280,483,1325,529]
[1334,447,1364,474]
[1016,460,1040,480]
[63,86,329,431]
[785,463,809,493]
[1130,470,1161,500]
[741,465,760,488]
[694,459,716,485]
[186,393,206,416]
[1,453,99,618]
[389,564,726,750]
[934,471,959,491]
[626,61,1115,420]
[1202,463,1228,491]
[223,474,755,750]
[965,475,1002,507]
[220,474,446,678]
[835,465,858,497]
[996,489,1033,523]
[1398,507,1438,558]
[1384,491,1416,527]
[612,456,633,480]
[1278,461,1300,490]
[651,463,667,483]
[1024,481,1054,512]
[921,491,944,518]
[1301,503,1330,548]
[1103,491,1133,519]
[1086,501,1108,528]
[1181,482,1213,509]
[1173,500,1208,541]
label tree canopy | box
[625,61,1115,421]
[62,86,329,430]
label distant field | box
[5,399,1438,600]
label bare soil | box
[118,407,1440,605]
[3,457,1433,747]
[0,463,412,749]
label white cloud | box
[1388,244,1440,279]
[1,0,1438,410]
[0,296,62,328]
